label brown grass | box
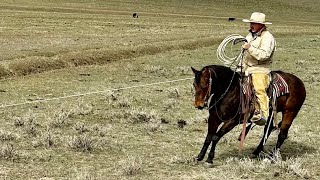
[0,37,221,78]
[0,0,319,179]
[0,65,11,78]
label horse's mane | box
[198,65,240,99]
[201,65,240,81]
[202,65,233,73]
[272,70,284,74]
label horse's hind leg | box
[252,116,275,156]
[275,111,297,151]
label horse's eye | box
[200,83,207,89]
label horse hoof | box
[262,158,271,164]
[249,153,258,159]
[196,156,204,161]
[203,162,214,168]
[251,150,262,157]
[193,157,201,163]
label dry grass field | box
[0,0,319,179]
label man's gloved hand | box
[242,43,251,50]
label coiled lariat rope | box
[216,34,246,69]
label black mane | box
[202,65,240,99]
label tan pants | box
[251,73,270,118]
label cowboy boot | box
[251,110,267,126]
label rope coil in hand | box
[216,34,246,70]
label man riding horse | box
[239,12,276,126]
[191,12,306,165]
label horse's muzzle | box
[194,102,207,110]
[197,106,205,110]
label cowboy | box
[240,12,276,126]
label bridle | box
[201,68,215,107]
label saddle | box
[241,72,289,126]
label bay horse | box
[191,65,306,164]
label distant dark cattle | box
[228,17,236,21]
[133,13,138,18]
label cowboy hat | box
[242,12,272,25]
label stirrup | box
[251,115,267,126]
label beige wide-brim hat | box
[242,12,272,25]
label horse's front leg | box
[197,115,221,161]
[206,119,238,164]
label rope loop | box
[217,34,246,70]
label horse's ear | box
[202,67,210,75]
[191,67,198,74]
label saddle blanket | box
[272,73,289,97]
[242,72,289,98]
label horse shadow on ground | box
[217,138,318,160]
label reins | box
[204,67,242,122]
[202,69,213,106]
[207,34,248,122]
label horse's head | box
[191,67,213,109]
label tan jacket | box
[241,28,276,74]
